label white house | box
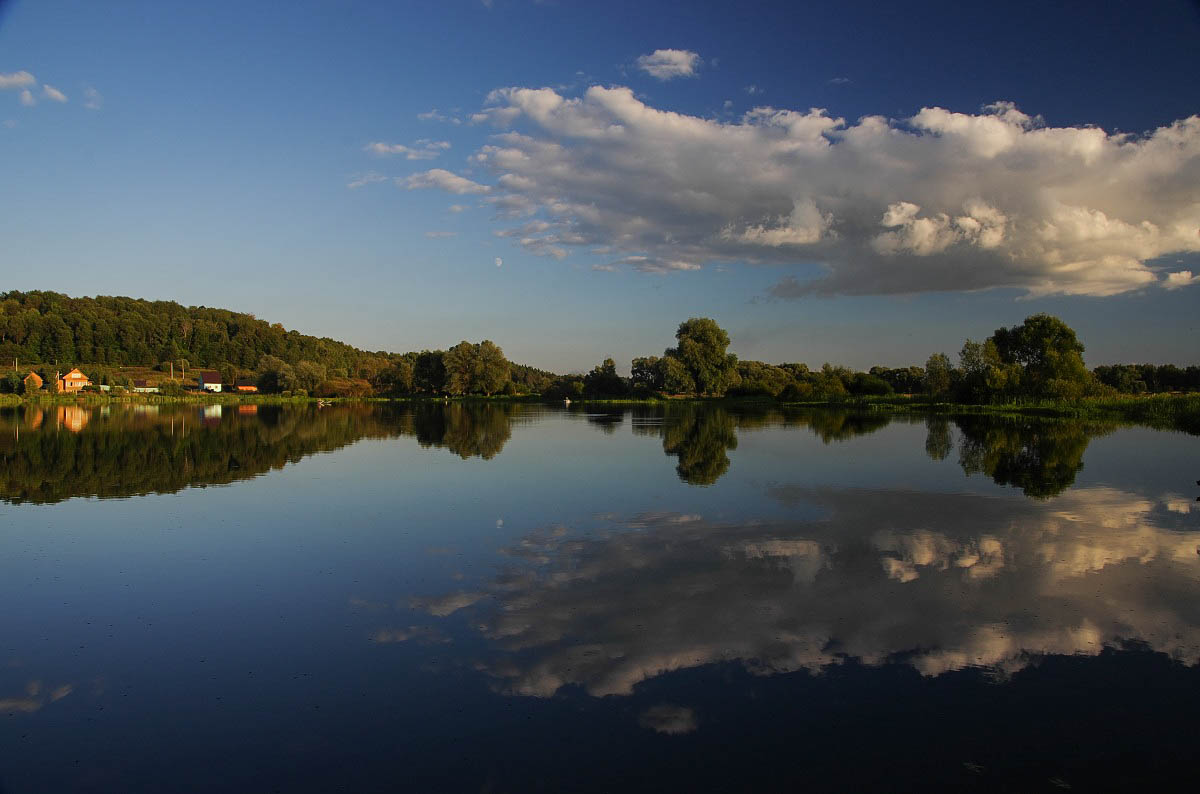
[197,371,222,393]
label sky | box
[1,0,1198,373]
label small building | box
[23,371,43,392]
[197,371,223,393]
[58,368,91,393]
[234,378,259,393]
[132,380,160,394]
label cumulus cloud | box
[19,89,34,107]
[448,86,1200,296]
[42,84,67,102]
[365,139,450,160]
[635,49,701,80]
[402,168,491,195]
[1164,270,1200,289]
[0,71,36,89]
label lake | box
[1,402,1198,792]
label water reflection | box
[0,402,521,503]
[0,402,1141,502]
[398,486,1199,697]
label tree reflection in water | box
[0,401,1125,502]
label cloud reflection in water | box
[403,486,1200,697]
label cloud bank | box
[443,86,1200,296]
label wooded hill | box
[0,291,557,396]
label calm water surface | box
[1,403,1198,792]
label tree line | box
[563,314,1198,402]
[0,291,553,397]
[1,291,1194,401]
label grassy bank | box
[779,393,1200,433]
[4,391,1198,434]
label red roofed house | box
[234,378,259,393]
[197,371,223,393]
[58,368,91,393]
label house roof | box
[235,377,258,387]
[24,371,43,385]
[197,370,222,384]
[63,368,88,380]
[134,380,150,388]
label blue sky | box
[1,0,1198,372]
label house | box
[23,371,43,392]
[58,368,91,393]
[234,378,259,393]
[197,371,223,392]
[132,380,160,394]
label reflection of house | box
[201,404,222,426]
[234,378,259,393]
[237,404,258,415]
[59,368,91,392]
[56,405,89,433]
[23,371,43,392]
[132,380,160,394]
[197,371,222,392]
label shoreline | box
[2,391,1197,433]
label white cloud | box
[448,204,468,213]
[83,87,103,110]
[744,84,763,95]
[0,71,36,89]
[365,139,450,160]
[417,108,460,124]
[402,169,491,195]
[494,257,503,268]
[424,231,457,238]
[446,86,1200,297]
[2,120,15,129]
[346,172,388,189]
[42,84,67,102]
[1164,270,1200,289]
[828,77,852,86]
[635,49,701,80]
[18,89,34,107]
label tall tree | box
[923,353,952,397]
[667,318,738,396]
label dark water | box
[1,402,1198,792]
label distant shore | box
[3,391,1197,434]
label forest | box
[1,291,1197,401]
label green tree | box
[988,314,1093,399]
[923,353,952,398]
[444,341,479,396]
[475,340,510,396]
[413,350,447,394]
[583,358,628,396]
[630,356,664,392]
[294,360,327,393]
[667,318,738,396]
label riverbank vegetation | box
[1,292,1196,432]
